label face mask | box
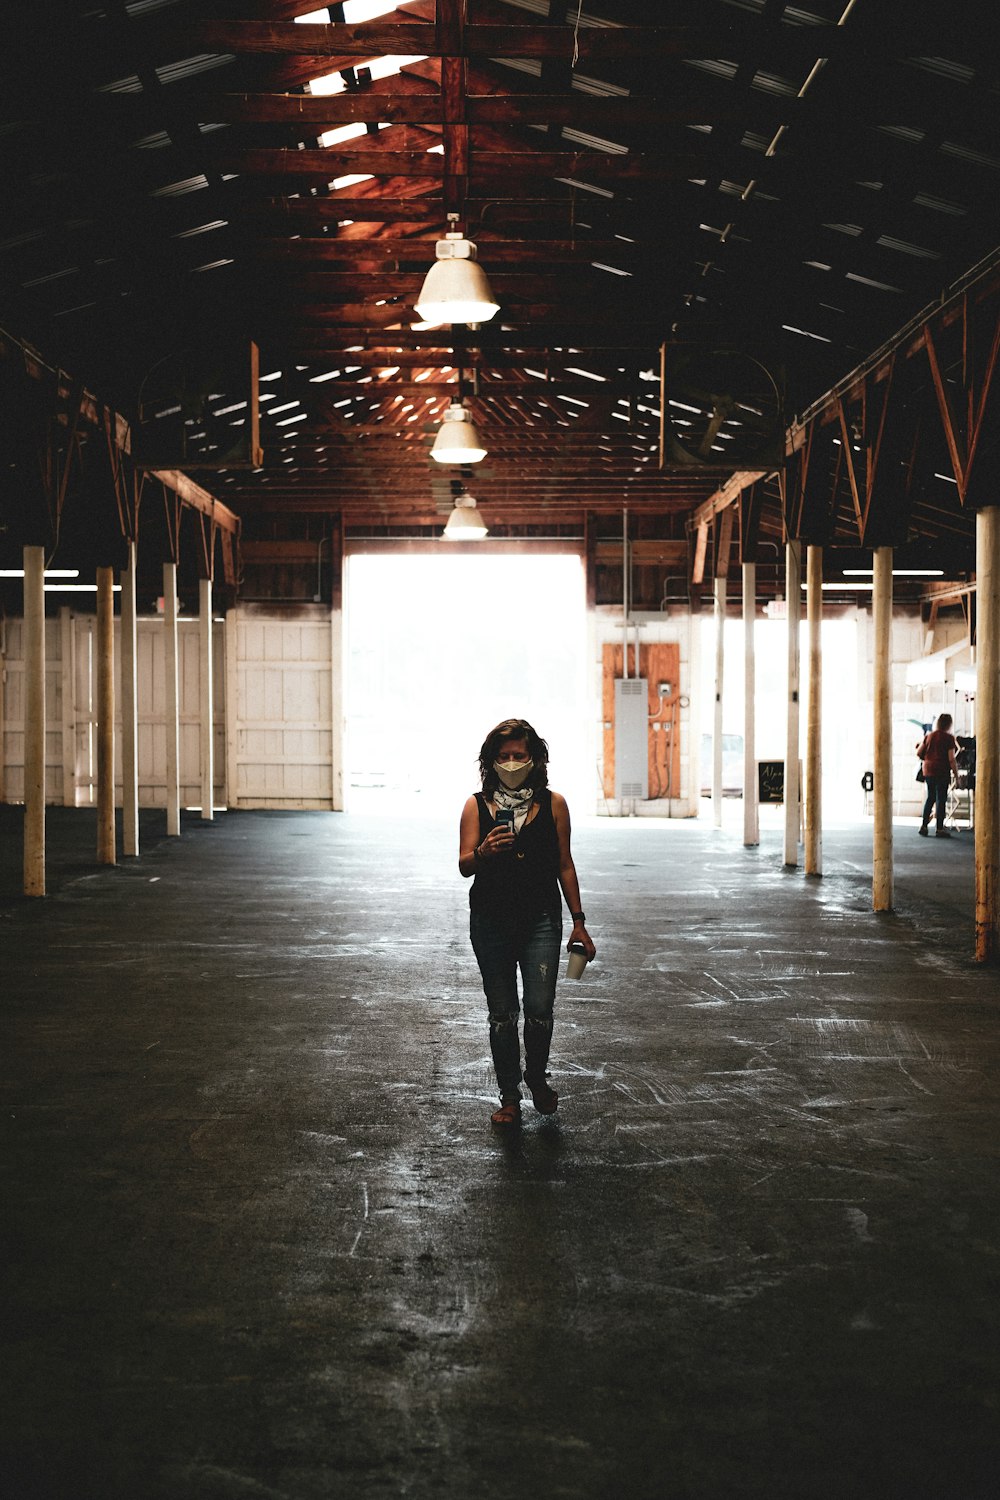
[495,759,533,790]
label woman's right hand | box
[479,824,515,859]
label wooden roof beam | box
[152,471,240,537]
[109,89,791,131]
[124,20,892,66]
[199,147,703,183]
[690,470,771,530]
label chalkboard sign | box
[758,760,784,804]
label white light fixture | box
[431,401,487,463]
[800,581,881,591]
[0,568,80,578]
[414,218,500,327]
[44,583,122,593]
[442,492,488,540]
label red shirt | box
[918,729,957,778]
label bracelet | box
[571,910,585,923]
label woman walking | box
[459,718,596,1126]
[917,712,959,837]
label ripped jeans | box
[470,910,562,1096]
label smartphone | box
[495,808,515,837]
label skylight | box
[343,0,399,19]
[308,54,427,95]
[151,174,210,197]
[330,174,375,191]
[319,122,368,149]
[155,54,235,87]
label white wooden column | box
[712,575,726,828]
[805,545,823,875]
[331,607,344,811]
[120,541,139,856]
[872,546,894,912]
[23,545,46,897]
[783,540,802,867]
[687,610,703,818]
[163,562,181,836]
[975,507,1000,961]
[59,605,76,807]
[224,604,240,812]
[96,567,116,864]
[742,561,758,846]
[199,576,214,821]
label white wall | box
[0,600,970,822]
[0,607,336,812]
[226,605,340,810]
[692,603,973,823]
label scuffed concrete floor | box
[1,806,998,1499]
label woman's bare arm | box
[459,794,514,877]
[551,792,596,959]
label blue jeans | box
[922,775,949,828]
[470,910,562,1096]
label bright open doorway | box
[344,552,591,815]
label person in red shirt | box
[917,712,959,837]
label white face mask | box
[494,759,533,790]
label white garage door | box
[226,606,341,810]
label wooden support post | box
[975,507,1000,961]
[163,561,181,836]
[872,546,894,911]
[805,545,823,876]
[120,542,139,856]
[331,605,344,812]
[59,606,76,807]
[712,574,726,828]
[199,576,214,821]
[224,602,239,814]
[584,512,598,612]
[23,545,46,897]
[687,612,702,817]
[742,561,758,846]
[96,567,116,864]
[784,541,802,867]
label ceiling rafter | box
[0,0,994,585]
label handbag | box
[916,767,925,783]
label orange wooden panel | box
[601,641,681,800]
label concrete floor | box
[2,804,998,1500]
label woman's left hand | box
[569,922,596,961]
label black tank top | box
[469,788,562,927]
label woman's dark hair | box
[937,713,953,731]
[478,718,549,794]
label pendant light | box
[442,491,488,540]
[431,401,487,464]
[414,215,500,327]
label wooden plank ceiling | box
[1,0,997,557]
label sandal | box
[491,1097,521,1126]
[525,1078,559,1115]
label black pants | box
[921,775,949,828]
[470,910,561,1095]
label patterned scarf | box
[492,780,536,833]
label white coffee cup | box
[567,943,588,980]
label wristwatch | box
[571,910,586,923]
